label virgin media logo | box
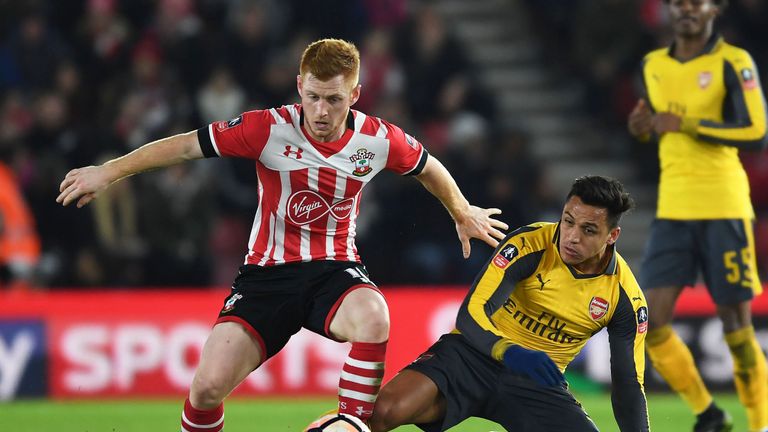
[287,190,355,225]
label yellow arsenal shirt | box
[641,36,767,219]
[455,222,648,429]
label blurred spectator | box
[356,29,404,113]
[571,0,650,126]
[91,152,146,286]
[395,4,471,125]
[0,161,40,290]
[197,67,246,124]
[0,91,33,150]
[72,0,131,92]
[107,35,189,150]
[140,161,215,286]
[2,12,70,92]
[224,0,284,101]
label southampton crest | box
[349,148,375,177]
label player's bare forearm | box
[415,155,508,257]
[107,131,203,179]
[57,131,203,208]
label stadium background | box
[1,0,768,430]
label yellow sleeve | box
[694,50,768,149]
[455,227,544,360]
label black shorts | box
[215,261,379,361]
[640,219,762,304]
[406,334,598,432]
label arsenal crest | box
[698,71,712,89]
[589,296,609,320]
[350,148,375,177]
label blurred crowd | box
[0,0,553,289]
[526,0,768,278]
[3,0,767,290]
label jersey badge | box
[493,244,518,268]
[215,115,243,131]
[589,296,609,321]
[405,133,419,149]
[741,68,757,90]
[698,71,712,89]
[350,148,375,176]
[636,306,648,333]
[222,293,243,313]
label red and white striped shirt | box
[197,104,427,266]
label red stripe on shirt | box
[360,115,381,136]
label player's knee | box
[369,394,406,431]
[646,324,673,347]
[348,294,390,342]
[190,373,228,408]
[357,311,389,342]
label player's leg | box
[328,286,389,420]
[706,219,767,432]
[645,285,716,414]
[182,264,305,432]
[641,220,718,421]
[371,334,496,432]
[368,369,446,432]
[717,302,767,432]
[307,263,389,422]
[182,322,262,432]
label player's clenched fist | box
[627,99,653,139]
[503,344,565,387]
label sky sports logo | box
[0,320,47,399]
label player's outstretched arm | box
[56,131,203,208]
[414,155,508,258]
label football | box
[303,413,371,432]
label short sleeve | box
[197,109,274,160]
[383,121,428,176]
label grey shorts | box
[639,219,761,304]
[406,334,598,432]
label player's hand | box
[652,112,682,134]
[56,165,113,208]
[627,99,653,138]
[503,345,565,387]
[455,206,508,259]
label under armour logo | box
[284,145,303,159]
[536,273,550,290]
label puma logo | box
[632,296,642,302]
[536,273,550,290]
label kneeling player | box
[369,176,649,432]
